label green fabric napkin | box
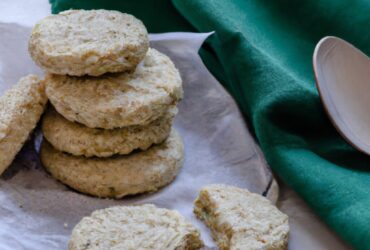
[50,1,370,249]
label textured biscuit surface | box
[0,75,48,175]
[29,9,148,76]
[42,106,176,157]
[44,48,182,129]
[194,184,289,250]
[69,204,204,250]
[41,129,184,198]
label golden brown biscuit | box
[40,129,184,198]
[0,75,47,175]
[194,184,289,250]
[69,204,203,250]
[42,106,176,157]
[44,48,182,129]
[29,10,148,76]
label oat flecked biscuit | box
[29,9,149,76]
[194,184,289,250]
[0,75,48,176]
[44,48,182,129]
[42,106,177,157]
[41,129,184,198]
[69,204,204,250]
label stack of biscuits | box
[28,10,184,198]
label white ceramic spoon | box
[313,36,370,155]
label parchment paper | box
[0,24,277,250]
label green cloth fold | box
[50,1,370,249]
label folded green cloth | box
[51,1,370,249]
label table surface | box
[0,1,351,249]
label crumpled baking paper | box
[0,24,277,250]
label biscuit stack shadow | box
[28,10,184,198]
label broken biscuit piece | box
[194,184,289,250]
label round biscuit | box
[29,9,149,76]
[0,75,48,175]
[40,129,184,198]
[69,204,203,250]
[42,106,177,157]
[44,48,183,129]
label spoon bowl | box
[313,36,370,155]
